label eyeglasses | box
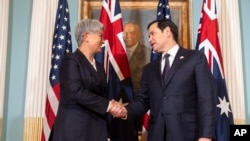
[84,32,103,40]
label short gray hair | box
[74,19,104,46]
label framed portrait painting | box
[80,0,191,49]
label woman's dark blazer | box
[52,49,110,141]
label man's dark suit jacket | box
[52,49,110,141]
[126,47,216,141]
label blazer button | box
[163,96,168,99]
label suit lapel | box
[129,43,145,64]
[164,47,187,87]
[150,57,164,87]
[75,49,104,82]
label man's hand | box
[198,138,212,141]
[107,99,127,118]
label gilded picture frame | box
[80,1,191,140]
[80,0,191,49]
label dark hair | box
[147,19,178,43]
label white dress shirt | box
[161,45,180,74]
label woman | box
[52,19,112,141]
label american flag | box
[41,0,72,140]
[157,0,172,20]
[142,0,172,140]
[96,0,138,141]
[150,0,172,63]
[195,0,234,141]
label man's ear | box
[164,26,171,33]
[163,26,171,37]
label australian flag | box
[195,0,234,141]
[95,0,138,141]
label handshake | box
[107,99,128,118]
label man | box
[123,22,151,95]
[117,19,216,141]
[123,22,151,132]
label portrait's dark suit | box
[126,47,216,141]
[127,42,151,132]
[128,42,151,96]
[52,49,110,141]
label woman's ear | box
[82,33,89,43]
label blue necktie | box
[162,54,170,82]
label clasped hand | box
[108,99,127,118]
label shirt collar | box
[127,42,139,52]
[162,44,179,59]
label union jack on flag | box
[195,0,234,141]
[95,0,138,141]
[41,0,72,140]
